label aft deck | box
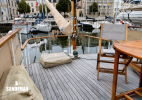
[26,54,141,100]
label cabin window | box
[27,3,29,5]
[31,3,33,7]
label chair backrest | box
[101,24,128,41]
[98,23,128,53]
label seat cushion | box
[101,48,115,54]
[0,65,43,100]
[40,52,72,68]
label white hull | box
[92,22,100,29]
[81,22,100,29]
[118,11,142,25]
[92,29,100,33]
[12,25,31,34]
[36,23,52,32]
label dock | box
[26,54,140,100]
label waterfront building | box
[16,0,21,4]
[25,0,37,15]
[86,0,115,18]
[0,0,8,21]
[76,0,86,17]
[7,0,18,19]
[114,0,122,16]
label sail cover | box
[44,0,72,35]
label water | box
[0,26,110,65]
[21,28,110,65]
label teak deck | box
[26,54,141,100]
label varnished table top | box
[113,40,142,60]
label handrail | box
[79,35,111,42]
[21,35,111,50]
[0,28,22,48]
[21,35,68,50]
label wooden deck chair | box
[96,23,132,84]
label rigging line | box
[125,10,132,22]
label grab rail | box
[0,28,22,48]
[21,35,68,50]
[21,35,111,51]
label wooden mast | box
[71,0,77,50]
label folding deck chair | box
[96,23,133,84]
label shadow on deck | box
[26,54,140,100]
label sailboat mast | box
[71,0,76,50]
[86,0,87,17]
[42,0,43,12]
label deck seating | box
[0,65,43,100]
[96,23,131,84]
[40,52,72,68]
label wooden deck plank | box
[27,54,140,100]
[47,68,69,100]
[50,65,79,100]
[38,63,58,100]
[55,65,83,100]
[70,60,111,99]
[44,65,63,100]
[59,65,91,100]
[29,64,40,90]
[36,63,52,100]
[33,63,47,99]
[62,64,100,100]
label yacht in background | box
[12,18,31,34]
[118,3,142,25]
[35,19,52,32]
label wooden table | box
[112,40,142,100]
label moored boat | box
[12,18,31,34]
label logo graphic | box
[6,81,28,91]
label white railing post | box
[45,43,47,51]
[88,37,90,54]
[24,46,28,65]
[19,32,22,47]
[68,36,70,55]
[28,50,30,64]
[11,38,16,66]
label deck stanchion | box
[28,50,30,64]
[45,43,47,51]
[24,46,28,65]
[88,37,90,53]
[11,38,16,66]
[68,36,70,55]
[19,32,22,47]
